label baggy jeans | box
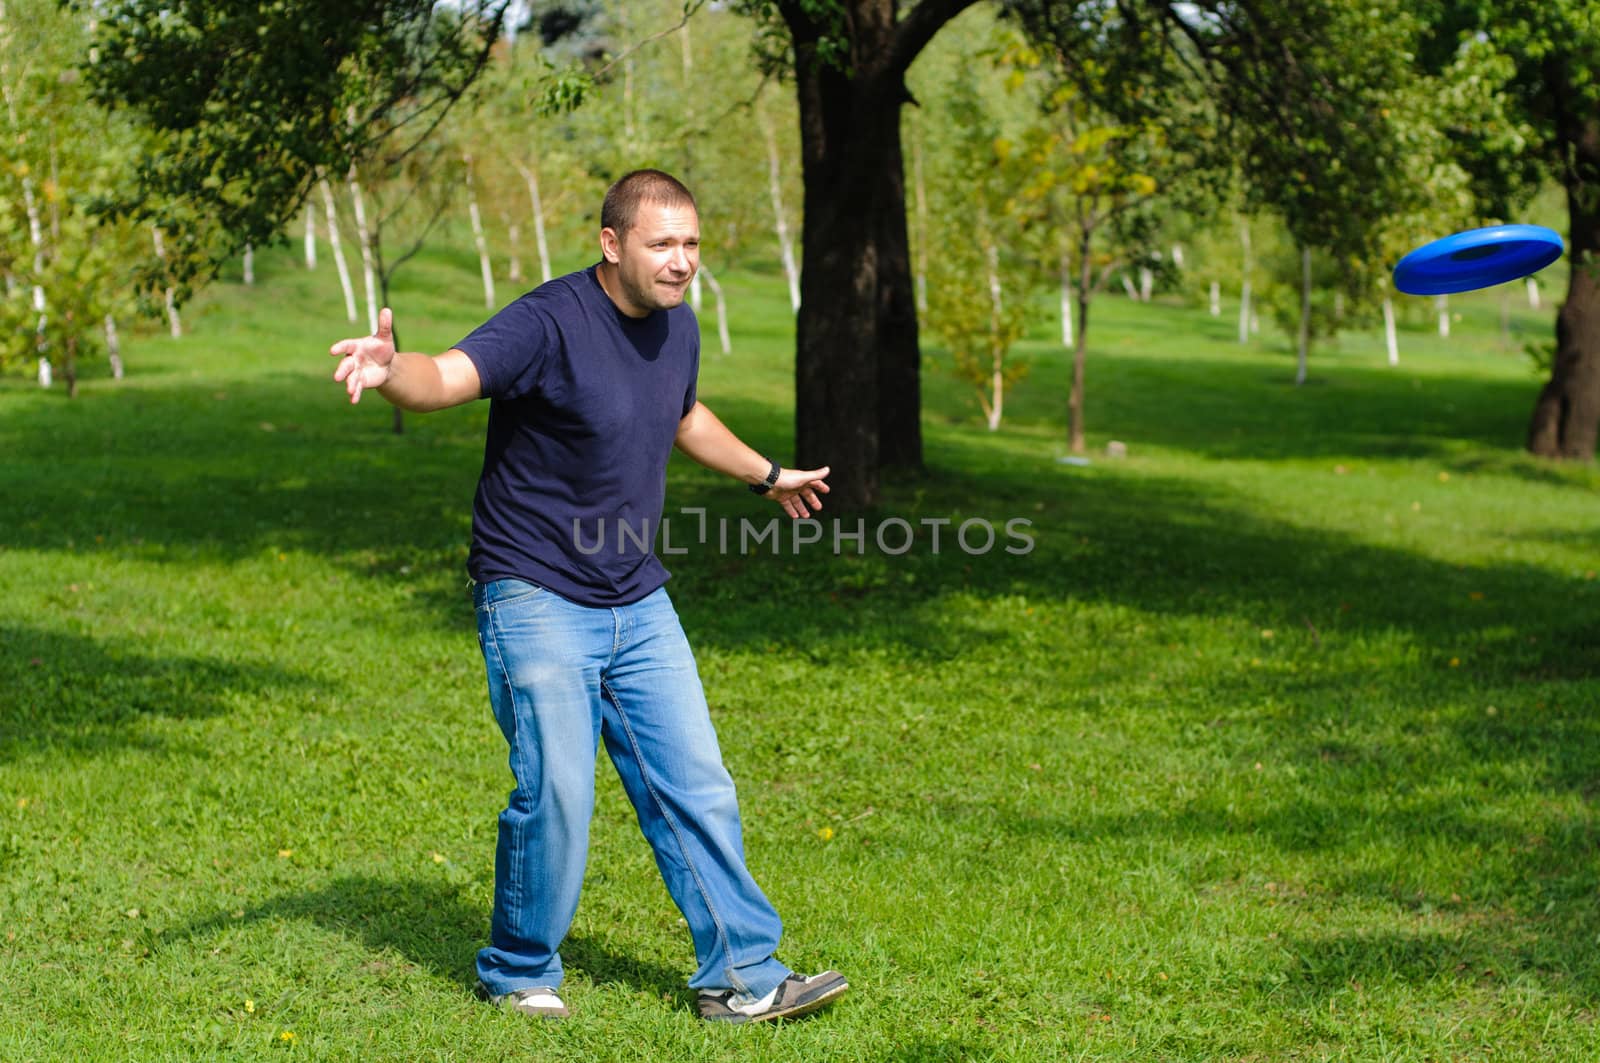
[472,577,791,998]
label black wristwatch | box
[749,458,781,494]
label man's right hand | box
[330,306,397,404]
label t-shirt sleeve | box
[454,296,557,402]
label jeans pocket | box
[479,578,546,614]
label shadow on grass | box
[0,624,316,762]
[170,875,691,1003]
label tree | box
[918,42,1035,431]
[82,0,508,303]
[735,0,983,508]
[1414,3,1600,459]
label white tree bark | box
[105,314,123,380]
[1295,246,1310,387]
[986,240,1004,432]
[462,153,496,310]
[1138,265,1154,302]
[303,205,317,269]
[1171,244,1184,269]
[3,76,51,385]
[318,175,358,323]
[346,166,379,332]
[910,115,929,314]
[151,226,182,338]
[1059,249,1073,348]
[515,163,553,283]
[1436,294,1450,339]
[243,242,254,285]
[761,115,802,314]
[1209,280,1220,316]
[1120,273,1139,300]
[507,218,524,284]
[1526,275,1540,310]
[1238,219,1253,344]
[698,264,732,356]
[1383,294,1399,366]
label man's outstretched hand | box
[768,466,830,519]
[330,307,397,404]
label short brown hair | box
[601,169,697,239]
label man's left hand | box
[768,466,830,519]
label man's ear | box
[599,227,622,265]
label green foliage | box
[79,0,511,290]
[0,0,151,378]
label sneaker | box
[697,971,848,1024]
[475,980,569,1020]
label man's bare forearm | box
[377,350,482,412]
[674,402,772,485]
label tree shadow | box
[168,875,689,1002]
[0,623,316,762]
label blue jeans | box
[472,578,791,999]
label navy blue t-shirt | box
[455,265,699,606]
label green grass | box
[2,240,1597,1061]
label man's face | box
[601,201,700,317]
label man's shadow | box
[172,875,691,1007]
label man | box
[328,170,845,1024]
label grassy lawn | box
[2,237,1597,1061]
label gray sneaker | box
[697,971,848,1024]
[475,980,569,1019]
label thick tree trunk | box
[1528,175,1600,459]
[787,2,937,508]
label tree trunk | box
[105,314,124,380]
[786,2,942,507]
[1295,245,1310,386]
[984,236,1003,432]
[761,113,802,314]
[347,166,380,331]
[243,242,254,285]
[151,226,182,337]
[1120,273,1139,300]
[1239,219,1253,344]
[910,112,929,315]
[319,175,358,322]
[1383,294,1398,366]
[1209,280,1220,316]
[1528,170,1600,459]
[1138,265,1153,302]
[1527,275,1541,310]
[463,153,496,309]
[1069,233,1092,455]
[698,264,732,356]
[507,218,523,284]
[1436,294,1450,338]
[515,163,553,284]
[1060,248,1073,347]
[304,205,317,269]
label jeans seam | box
[599,675,737,981]
[485,607,526,932]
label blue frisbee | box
[1393,224,1563,296]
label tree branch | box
[888,0,984,78]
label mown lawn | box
[2,238,1597,1061]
